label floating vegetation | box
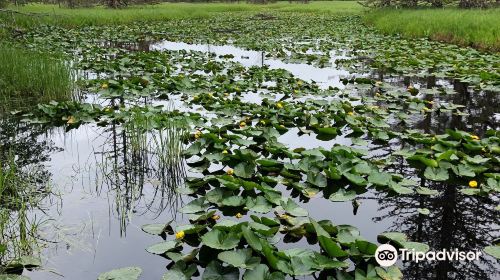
[0,9,499,280]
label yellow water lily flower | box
[276,102,283,109]
[305,190,317,197]
[260,120,266,125]
[194,130,202,139]
[347,111,354,116]
[175,231,185,239]
[235,213,243,219]
[101,83,108,89]
[469,180,478,188]
[67,116,76,124]
[227,168,234,176]
[239,121,246,128]
[222,150,228,154]
[471,135,480,140]
[211,214,220,221]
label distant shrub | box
[0,0,9,8]
[361,0,497,8]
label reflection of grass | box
[0,152,45,270]
[96,110,188,235]
[0,2,363,27]
[365,8,500,51]
[0,45,74,113]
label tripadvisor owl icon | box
[375,244,398,267]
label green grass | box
[365,8,500,52]
[0,45,74,112]
[0,2,363,27]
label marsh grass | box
[365,8,500,51]
[0,45,74,113]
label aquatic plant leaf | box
[375,266,403,280]
[201,260,239,280]
[377,232,408,244]
[329,189,356,202]
[367,172,392,186]
[201,229,241,250]
[343,172,367,186]
[241,225,263,251]
[97,267,142,280]
[306,171,327,188]
[460,188,481,196]
[146,240,180,255]
[423,167,449,181]
[416,187,439,196]
[0,276,30,280]
[417,208,430,215]
[400,241,429,253]
[180,197,209,214]
[218,248,261,269]
[246,196,273,213]
[243,264,285,280]
[280,198,308,217]
[310,219,347,258]
[234,162,256,178]
[162,270,187,280]
[483,245,500,259]
[141,222,171,235]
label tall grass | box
[365,8,500,51]
[0,2,363,27]
[0,45,74,112]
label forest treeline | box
[362,0,498,8]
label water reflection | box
[374,178,499,279]
[369,73,500,136]
[0,117,58,272]
[90,114,187,235]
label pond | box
[0,13,499,280]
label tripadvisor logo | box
[375,244,482,267]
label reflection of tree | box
[0,117,56,268]
[374,177,499,279]
[92,112,187,236]
[368,72,500,137]
[415,79,499,137]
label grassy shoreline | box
[0,2,498,51]
[365,8,500,52]
[0,2,363,27]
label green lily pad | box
[97,267,142,280]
